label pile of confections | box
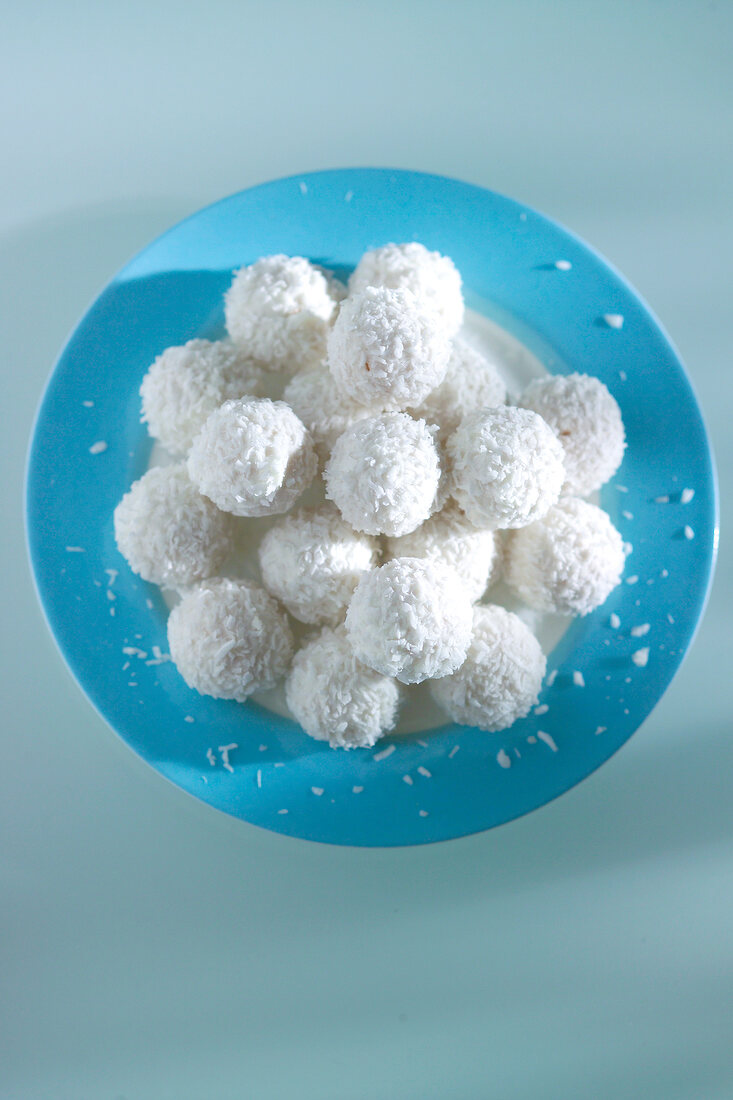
[113,243,627,750]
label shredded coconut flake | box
[373,744,396,761]
[89,440,108,454]
[603,313,624,329]
[631,648,650,668]
[573,670,585,687]
[534,704,549,715]
[352,785,363,793]
[684,525,694,540]
[630,623,650,637]
[448,745,460,758]
[681,488,695,504]
[206,748,216,766]
[497,749,512,769]
[537,730,558,752]
[218,743,238,772]
[417,766,432,778]
[595,726,607,736]
[403,774,414,785]
[555,260,572,270]
[610,613,621,629]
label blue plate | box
[26,169,718,846]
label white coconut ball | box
[224,255,345,372]
[409,337,507,437]
[187,397,316,517]
[258,503,379,626]
[518,372,626,496]
[430,604,546,732]
[348,242,464,335]
[139,339,265,456]
[325,413,441,537]
[448,406,565,529]
[168,578,293,702]
[327,286,451,410]
[386,502,501,603]
[345,558,473,685]
[503,496,625,616]
[283,367,380,462]
[113,464,234,588]
[286,627,401,749]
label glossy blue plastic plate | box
[26,169,718,846]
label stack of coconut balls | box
[114,244,627,750]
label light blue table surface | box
[3,2,731,1097]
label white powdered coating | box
[224,255,344,372]
[504,497,625,616]
[325,413,441,537]
[140,339,265,456]
[258,503,379,625]
[187,397,316,517]
[430,605,546,732]
[327,286,451,410]
[285,626,400,749]
[519,373,626,496]
[114,464,234,587]
[345,557,473,685]
[408,337,507,437]
[283,367,379,462]
[348,242,464,335]
[167,578,293,702]
[386,501,501,603]
[448,406,565,529]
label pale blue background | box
[3,2,731,1097]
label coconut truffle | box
[224,255,345,372]
[448,406,565,529]
[168,578,293,702]
[345,558,473,685]
[139,339,265,456]
[325,413,441,537]
[519,373,625,495]
[113,464,234,588]
[187,397,316,517]
[386,502,501,603]
[430,605,546,732]
[283,367,379,462]
[286,626,401,749]
[503,497,625,616]
[409,337,507,437]
[327,286,451,410]
[348,242,464,335]
[258,503,379,626]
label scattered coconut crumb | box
[89,441,108,454]
[497,749,512,768]
[105,569,118,585]
[655,495,670,504]
[617,485,628,493]
[626,575,639,585]
[555,260,572,271]
[619,371,627,381]
[417,766,432,778]
[122,646,147,659]
[206,748,216,766]
[218,743,238,772]
[448,745,460,759]
[537,730,558,752]
[630,623,650,637]
[184,715,194,723]
[514,748,521,758]
[519,212,527,221]
[419,810,429,817]
[684,525,694,540]
[610,613,621,629]
[622,510,633,520]
[573,670,585,687]
[82,400,94,407]
[259,744,267,752]
[623,542,633,556]
[66,546,85,553]
[352,785,363,793]
[109,607,116,617]
[603,314,624,329]
[373,744,395,762]
[344,190,354,202]
[594,726,607,736]
[416,740,428,748]
[146,598,154,610]
[667,613,675,624]
[122,661,130,671]
[256,770,263,789]
[631,648,649,667]
[546,670,557,687]
[403,774,413,786]
[534,704,549,715]
[277,809,288,814]
[681,488,695,504]
[311,786,324,796]
[661,569,669,578]
[527,735,537,744]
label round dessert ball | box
[113,464,234,587]
[327,286,451,410]
[325,413,441,537]
[283,367,379,463]
[187,397,316,517]
[386,502,501,603]
[503,496,625,616]
[448,406,565,529]
[168,578,294,702]
[409,337,507,437]
[258,503,379,626]
[286,626,401,749]
[430,605,546,732]
[224,255,345,372]
[345,557,473,685]
[519,372,625,496]
[139,339,264,456]
[348,242,464,335]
